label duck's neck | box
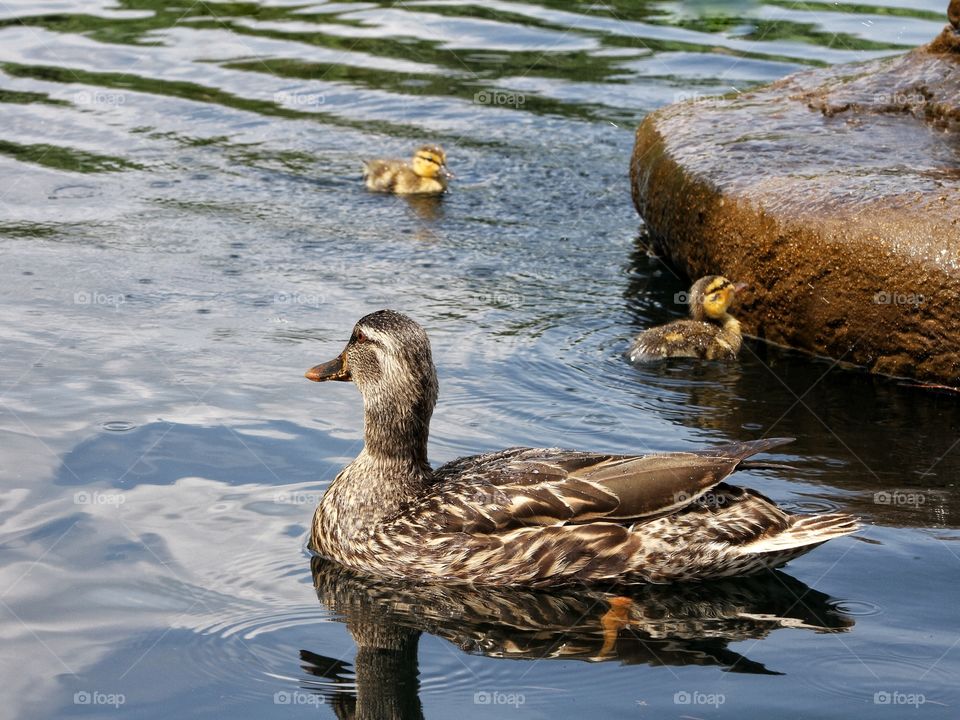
[342,390,435,517]
[723,315,740,330]
[315,397,434,554]
[705,313,743,353]
[692,308,742,346]
[722,315,742,348]
[362,393,433,472]
[694,306,737,328]
[313,366,439,557]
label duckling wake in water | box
[630,275,746,362]
[303,309,857,587]
[362,145,451,195]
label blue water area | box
[0,1,957,718]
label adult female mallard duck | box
[362,145,451,195]
[629,275,746,362]
[304,310,857,587]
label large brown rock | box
[630,23,960,385]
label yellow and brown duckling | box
[362,145,452,195]
[629,275,746,362]
[303,309,857,587]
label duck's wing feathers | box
[362,158,409,191]
[420,438,793,534]
[630,319,723,360]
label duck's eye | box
[355,330,368,344]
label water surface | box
[1,1,958,718]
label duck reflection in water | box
[402,194,444,223]
[299,557,853,719]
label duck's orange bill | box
[305,354,351,382]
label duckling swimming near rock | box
[303,309,857,587]
[629,275,746,362]
[362,145,451,195]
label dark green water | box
[0,1,957,718]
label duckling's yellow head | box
[411,145,449,179]
[689,276,746,321]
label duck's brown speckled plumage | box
[305,310,857,587]
[362,145,450,195]
[630,275,744,362]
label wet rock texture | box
[631,21,960,385]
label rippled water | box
[1,1,958,718]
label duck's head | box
[411,145,451,180]
[306,310,438,463]
[688,276,746,321]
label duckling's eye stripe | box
[416,154,441,165]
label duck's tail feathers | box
[696,437,795,464]
[744,513,860,554]
[737,460,798,472]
